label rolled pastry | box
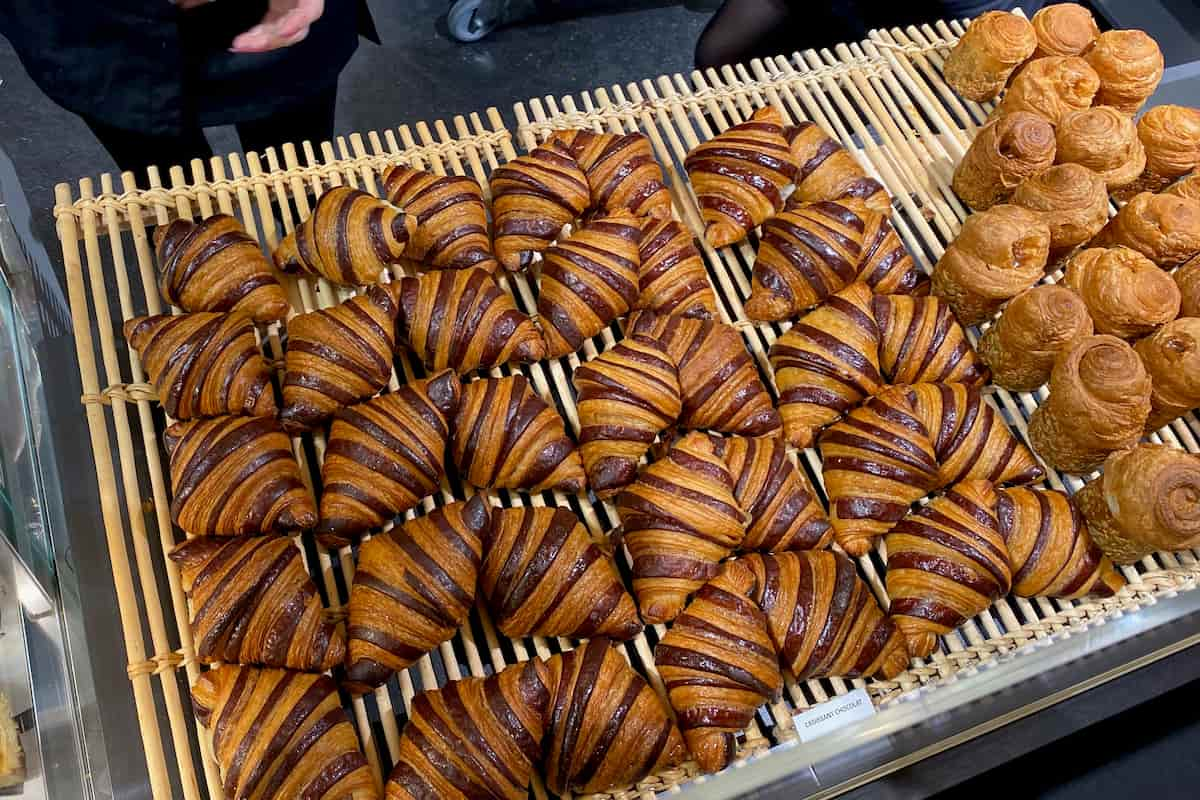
[1010,162,1108,260]
[1163,169,1200,205]
[1177,255,1200,317]
[1063,246,1181,340]
[1115,105,1200,200]
[977,284,1093,392]
[942,10,1037,102]
[1030,3,1100,58]
[1085,29,1164,115]
[1135,317,1200,430]
[994,56,1100,125]
[1092,192,1200,268]
[490,141,590,269]
[1055,106,1146,192]
[784,121,891,213]
[953,112,1056,211]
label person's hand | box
[228,0,325,53]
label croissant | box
[1054,106,1146,192]
[886,480,1012,659]
[1085,29,1164,115]
[192,666,376,800]
[1074,444,1200,563]
[952,112,1056,211]
[855,204,928,295]
[942,10,1037,102]
[552,128,672,219]
[275,186,414,285]
[1030,3,1100,58]
[872,294,990,386]
[396,267,545,375]
[1164,169,1200,205]
[768,281,882,449]
[742,550,909,680]
[628,310,781,436]
[785,122,891,214]
[316,370,460,548]
[544,638,687,795]
[344,497,488,694]
[1135,317,1200,430]
[655,560,782,774]
[1010,163,1109,259]
[994,56,1100,125]
[165,415,317,536]
[1115,105,1200,200]
[819,386,940,557]
[635,217,718,319]
[380,164,497,272]
[452,375,585,493]
[684,106,798,248]
[155,214,288,323]
[574,335,681,498]
[124,312,275,420]
[280,282,402,433]
[1178,255,1200,317]
[616,431,746,623]
[170,536,345,670]
[977,285,1093,392]
[539,210,642,358]
[481,506,641,640]
[932,203,1050,326]
[1027,334,1152,473]
[997,487,1126,599]
[1063,246,1181,340]
[490,141,590,270]
[385,659,552,800]
[1092,192,1200,268]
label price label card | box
[793,688,877,743]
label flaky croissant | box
[952,112,1056,211]
[1055,106,1146,192]
[490,141,590,269]
[552,128,672,219]
[1177,255,1200,317]
[855,204,928,295]
[1085,29,1164,115]
[635,217,718,319]
[1030,3,1100,58]
[1063,246,1181,340]
[1113,105,1200,201]
[994,56,1100,125]
[977,285,1093,392]
[1092,192,1200,269]
[1010,163,1109,260]
[1135,317,1200,430]
[872,294,990,386]
[381,164,497,272]
[943,10,1036,101]
[785,121,890,214]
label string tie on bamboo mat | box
[126,649,193,679]
[80,382,158,406]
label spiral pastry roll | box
[539,210,642,358]
[1055,106,1146,192]
[170,536,345,671]
[1112,105,1200,200]
[1093,192,1200,269]
[452,375,585,493]
[1030,3,1100,58]
[1011,163,1109,260]
[785,121,891,214]
[574,335,681,498]
[1135,317,1200,430]
[942,10,1037,102]
[1027,334,1152,473]
[997,487,1125,599]
[617,431,747,623]
[381,164,497,272]
[1177,255,1200,317]
[192,666,375,800]
[316,370,460,548]
[768,281,883,449]
[155,214,288,323]
[1063,247,1181,340]
[655,560,782,774]
[545,638,687,795]
[124,312,275,419]
[490,141,590,270]
[995,56,1100,125]
[684,106,798,248]
[952,112,1056,211]
[1085,29,1164,115]
[636,217,718,319]
[552,128,672,219]
[481,506,641,640]
[1164,169,1200,205]
[856,205,927,295]
[742,550,909,680]
[977,285,1093,392]
[872,294,990,386]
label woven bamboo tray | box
[52,18,1200,800]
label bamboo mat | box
[51,18,1200,800]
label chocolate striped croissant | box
[155,214,289,323]
[655,560,782,774]
[574,335,681,498]
[785,121,891,214]
[769,281,882,449]
[684,106,798,248]
[856,205,928,295]
[316,370,460,548]
[481,506,641,640]
[872,295,990,386]
[396,267,545,375]
[552,128,672,219]
[274,186,415,285]
[636,217,718,319]
[452,375,585,493]
[344,496,488,694]
[538,210,642,358]
[192,666,376,800]
[280,282,402,433]
[490,141,590,270]
[165,415,317,536]
[743,550,910,680]
[381,164,497,272]
[386,658,552,800]
[545,638,687,795]
[124,312,276,420]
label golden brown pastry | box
[943,10,1037,102]
[192,666,376,800]
[855,205,928,295]
[1085,29,1164,115]
[452,375,585,494]
[574,335,681,498]
[165,415,317,536]
[1010,163,1109,259]
[1116,105,1200,200]
[635,217,718,319]
[170,536,345,670]
[1054,106,1146,192]
[1135,317,1200,430]
[539,210,642,358]
[381,164,498,272]
[655,560,782,774]
[1030,3,1100,58]
[952,112,1056,211]
[344,497,488,693]
[997,487,1126,599]
[616,431,746,623]
[784,122,891,214]
[545,638,687,796]
[872,294,991,386]
[552,128,672,219]
[155,214,289,323]
[684,106,798,248]
[1074,444,1200,563]
[1164,169,1200,205]
[481,506,641,640]
[1027,334,1152,473]
[490,141,590,270]
[1093,192,1200,268]
[124,311,275,420]
[1177,255,1200,317]
[1063,246,1181,340]
[994,56,1100,124]
[932,204,1051,326]
[977,284,1094,392]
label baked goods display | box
[1054,106,1145,192]
[380,164,498,272]
[1062,246,1180,340]
[489,140,591,269]
[552,128,673,219]
[1029,3,1099,58]
[977,284,1093,392]
[1084,29,1164,115]
[785,122,891,213]
[952,112,1056,211]
[1135,318,1200,431]
[943,10,1037,102]
[993,56,1099,124]
[1010,163,1108,260]
[1093,191,1200,268]
[636,217,719,318]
